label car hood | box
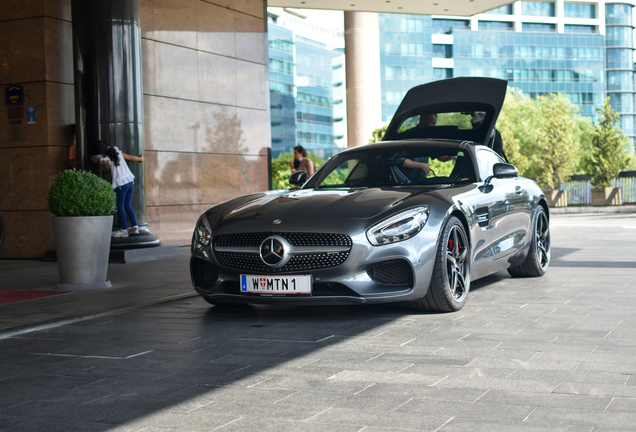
[383,77,508,145]
[220,187,435,221]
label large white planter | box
[52,215,113,290]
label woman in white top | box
[91,140,144,238]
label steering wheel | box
[427,168,437,178]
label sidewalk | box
[1,208,633,340]
[550,204,636,214]
[0,247,195,339]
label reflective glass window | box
[606,4,633,25]
[564,3,596,18]
[433,44,453,58]
[479,21,514,31]
[485,4,513,14]
[606,26,633,47]
[606,49,633,69]
[432,19,470,34]
[564,25,597,34]
[609,93,635,113]
[607,71,635,92]
[521,1,556,17]
[522,23,556,32]
[433,68,453,79]
[620,115,635,136]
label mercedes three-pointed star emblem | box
[260,237,285,266]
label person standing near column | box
[91,140,144,237]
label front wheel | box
[508,206,550,277]
[416,216,470,313]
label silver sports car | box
[190,77,550,312]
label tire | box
[416,216,470,313]
[508,206,550,277]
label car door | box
[474,148,531,271]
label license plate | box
[240,275,312,294]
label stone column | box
[71,0,146,226]
[344,12,382,147]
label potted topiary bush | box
[48,170,117,289]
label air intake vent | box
[367,260,413,286]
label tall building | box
[268,11,346,159]
[379,1,636,145]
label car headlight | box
[192,214,212,253]
[366,207,429,246]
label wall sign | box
[5,84,24,106]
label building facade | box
[380,1,636,145]
[268,11,346,159]
[0,0,270,258]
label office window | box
[433,68,453,79]
[564,25,597,34]
[564,3,595,18]
[606,4,633,25]
[521,1,555,17]
[479,21,514,31]
[433,44,453,58]
[522,23,556,32]
[432,19,469,34]
[483,4,513,14]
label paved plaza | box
[1,213,636,431]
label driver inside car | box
[400,113,437,181]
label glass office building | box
[268,14,345,159]
[380,1,636,145]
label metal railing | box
[557,171,636,205]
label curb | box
[0,292,199,340]
[550,205,636,214]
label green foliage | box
[499,89,587,189]
[582,97,631,188]
[436,112,471,130]
[369,125,388,143]
[429,158,454,177]
[321,166,349,185]
[271,152,324,190]
[48,170,116,216]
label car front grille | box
[214,232,352,273]
[215,232,352,247]
[367,260,413,287]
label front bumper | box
[190,227,439,306]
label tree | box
[369,124,388,143]
[531,93,581,190]
[270,152,324,190]
[498,89,587,190]
[582,97,631,188]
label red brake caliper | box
[448,239,453,251]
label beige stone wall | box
[0,0,270,258]
[140,0,270,246]
[0,0,74,258]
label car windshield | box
[306,146,476,189]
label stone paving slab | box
[0,214,635,431]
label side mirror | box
[493,163,518,178]
[484,163,518,187]
[289,170,307,187]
